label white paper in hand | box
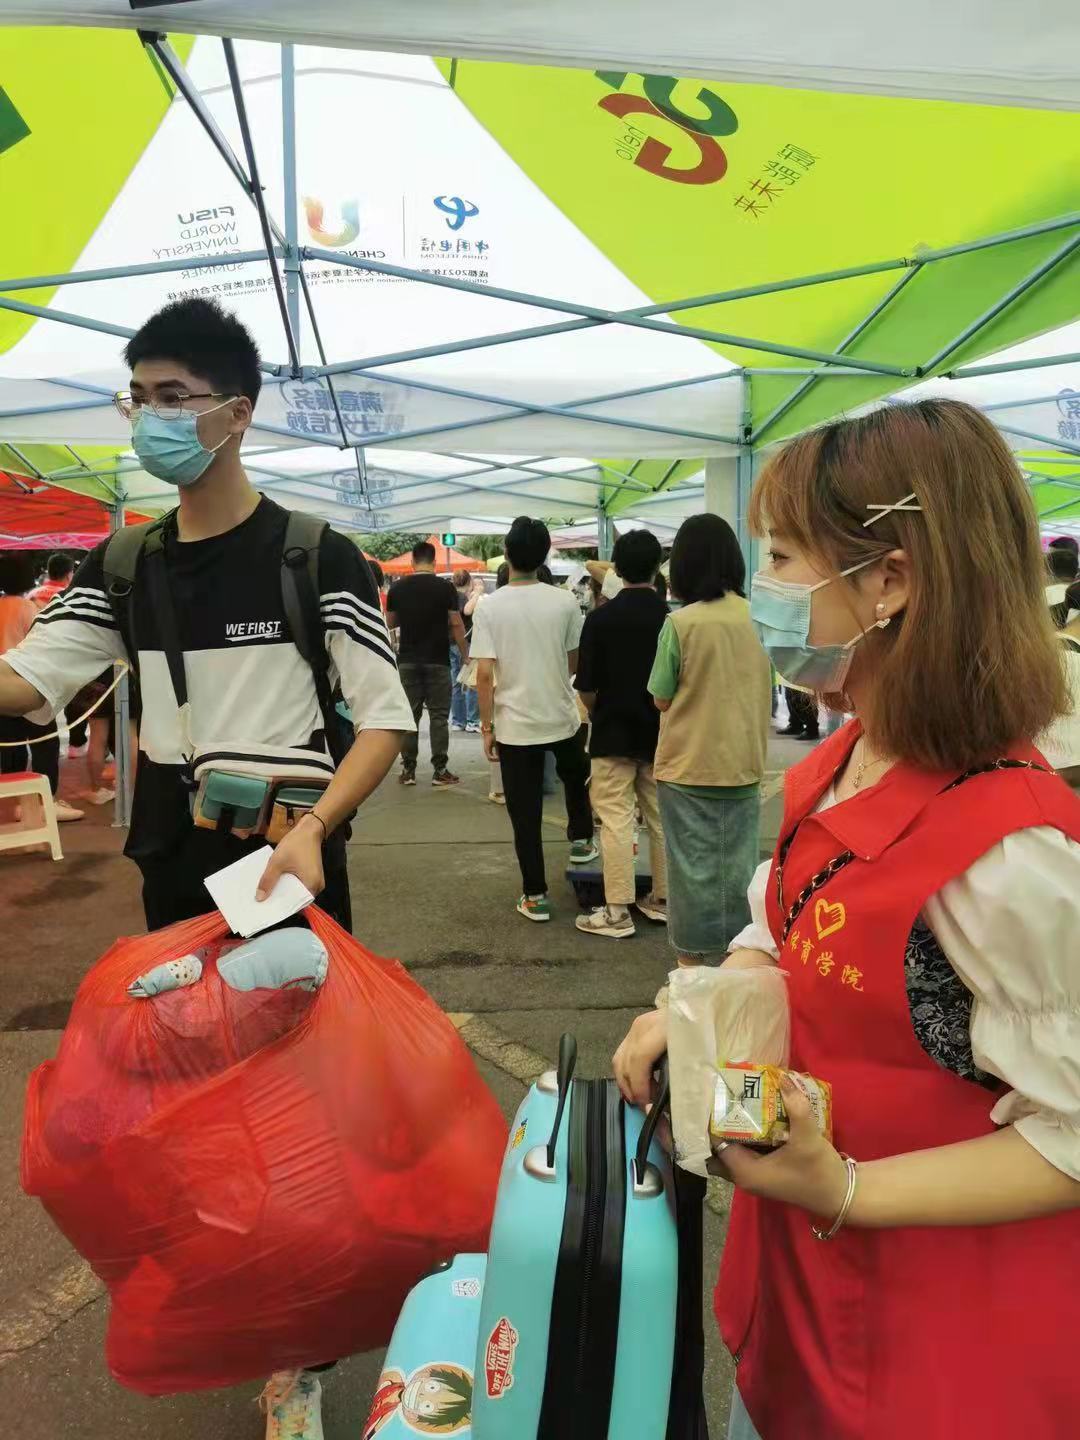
[203,846,314,938]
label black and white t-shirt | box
[5,498,413,861]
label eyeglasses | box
[113,389,235,423]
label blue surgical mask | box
[132,401,233,487]
[750,491,921,691]
[750,558,882,693]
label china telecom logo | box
[303,196,360,246]
[434,195,479,231]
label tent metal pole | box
[280,44,301,344]
[322,365,740,446]
[948,351,1080,379]
[302,248,910,376]
[141,34,254,199]
[1037,493,1080,520]
[0,398,113,420]
[736,373,756,573]
[108,500,133,831]
[739,366,884,377]
[979,392,1080,413]
[597,510,615,561]
[996,424,1080,457]
[751,265,922,444]
[0,295,133,341]
[0,250,277,292]
[222,40,301,376]
[921,230,1080,374]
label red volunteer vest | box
[715,721,1080,1440]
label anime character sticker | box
[362,1362,473,1437]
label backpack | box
[102,508,349,769]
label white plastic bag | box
[667,965,790,1176]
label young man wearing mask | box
[0,298,413,941]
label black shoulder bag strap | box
[102,513,174,675]
[280,510,348,770]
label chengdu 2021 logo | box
[594,71,739,185]
[303,196,361,246]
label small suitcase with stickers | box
[363,1035,708,1440]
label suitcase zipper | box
[571,1081,607,1407]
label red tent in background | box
[382,534,488,576]
[0,474,148,550]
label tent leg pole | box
[597,510,614,561]
[281,44,302,346]
[109,503,134,831]
[222,39,301,376]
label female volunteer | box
[614,399,1080,1440]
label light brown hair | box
[750,398,1067,771]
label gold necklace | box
[852,741,891,792]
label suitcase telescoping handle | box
[546,1032,578,1169]
[634,1056,671,1186]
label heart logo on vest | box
[814,898,846,941]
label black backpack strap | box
[280,510,348,769]
[102,514,172,674]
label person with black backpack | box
[0,299,413,940]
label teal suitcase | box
[366,1036,708,1440]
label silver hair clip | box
[863,492,922,527]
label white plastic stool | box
[0,771,63,861]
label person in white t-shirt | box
[472,516,597,922]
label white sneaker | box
[54,801,84,823]
[636,894,668,924]
[576,906,635,940]
[261,1370,324,1440]
[81,788,115,807]
[466,722,482,733]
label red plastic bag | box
[21,907,507,1394]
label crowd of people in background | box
[372,496,1080,968]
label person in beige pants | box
[573,530,670,939]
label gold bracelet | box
[811,1155,858,1241]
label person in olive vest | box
[647,514,771,964]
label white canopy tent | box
[4,0,1079,109]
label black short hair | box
[124,298,262,408]
[367,558,384,589]
[537,563,555,585]
[46,551,75,582]
[1047,545,1079,581]
[668,513,745,604]
[495,562,510,589]
[412,540,436,564]
[1049,536,1079,557]
[654,571,669,603]
[613,528,662,584]
[505,515,550,573]
[0,553,34,595]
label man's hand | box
[482,728,499,762]
[256,815,325,902]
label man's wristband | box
[307,810,329,841]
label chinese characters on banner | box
[1058,390,1080,443]
[734,142,818,219]
[280,381,406,441]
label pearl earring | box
[875,601,891,629]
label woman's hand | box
[482,729,499,762]
[613,1009,668,1107]
[712,1073,849,1221]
